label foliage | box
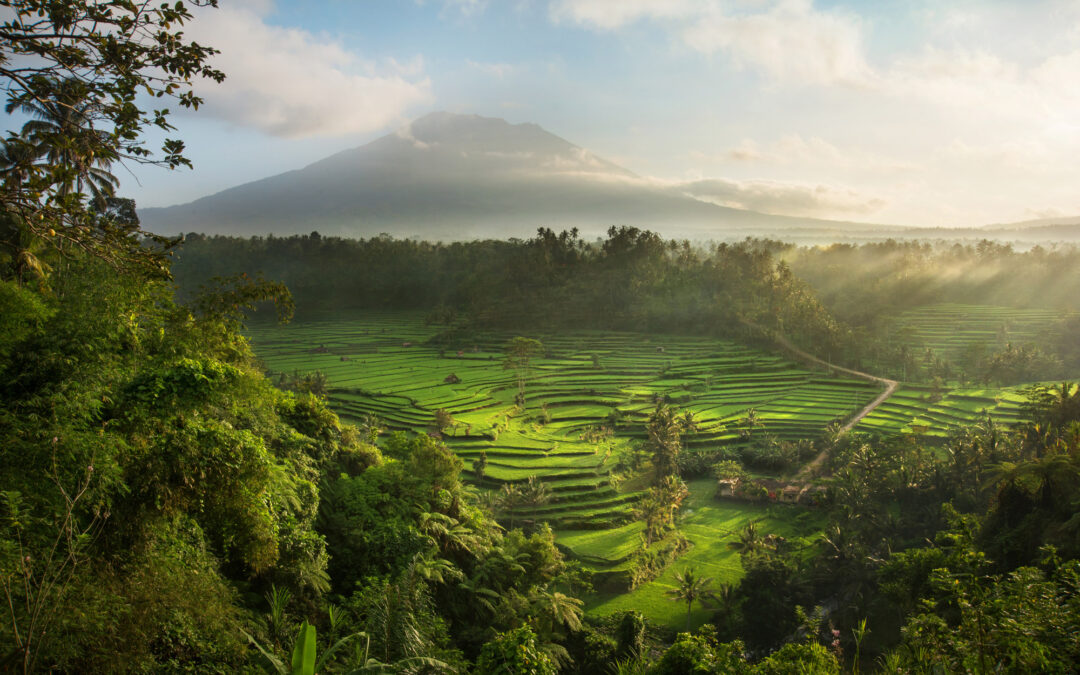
[474,625,556,675]
[633,476,689,548]
[0,0,224,272]
[0,258,337,670]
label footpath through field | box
[741,321,899,476]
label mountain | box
[140,112,902,240]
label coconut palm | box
[7,78,118,205]
[647,402,683,481]
[519,475,552,510]
[666,567,716,631]
[497,483,524,529]
[726,520,768,556]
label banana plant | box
[245,621,454,674]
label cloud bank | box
[189,2,431,138]
[680,178,886,218]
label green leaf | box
[291,621,316,675]
[315,631,363,674]
[241,629,287,675]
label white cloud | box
[680,177,886,218]
[683,0,872,86]
[549,0,699,30]
[189,2,431,138]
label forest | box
[2,1,1080,673]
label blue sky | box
[107,0,1080,226]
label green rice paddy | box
[888,303,1068,363]
[246,309,1043,628]
[558,480,824,631]
[247,312,878,527]
[855,384,1030,437]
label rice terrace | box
[247,310,1039,630]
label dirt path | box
[740,321,899,477]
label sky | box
[108,0,1080,226]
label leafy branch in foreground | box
[0,0,224,273]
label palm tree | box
[417,511,484,558]
[520,475,552,510]
[497,483,524,529]
[666,567,716,631]
[726,521,768,556]
[647,403,683,481]
[740,408,764,440]
[404,552,462,587]
[7,78,118,206]
[712,581,739,634]
[532,590,584,634]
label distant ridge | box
[139,112,901,241]
[983,215,1080,230]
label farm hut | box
[716,478,739,497]
[780,485,801,504]
[444,373,462,384]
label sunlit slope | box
[856,384,1029,437]
[889,303,1067,363]
[247,312,878,527]
[557,480,824,631]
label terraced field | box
[247,310,1050,629]
[855,384,1030,437]
[247,312,880,528]
[890,303,1067,363]
[557,479,824,631]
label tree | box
[666,567,716,631]
[8,77,118,206]
[634,475,689,547]
[497,483,524,529]
[742,408,763,439]
[433,408,454,435]
[473,450,488,486]
[727,521,770,557]
[646,402,683,483]
[520,476,552,511]
[0,0,224,271]
[504,337,544,404]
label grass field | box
[247,312,879,529]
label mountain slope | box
[140,112,897,239]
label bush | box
[475,626,556,675]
